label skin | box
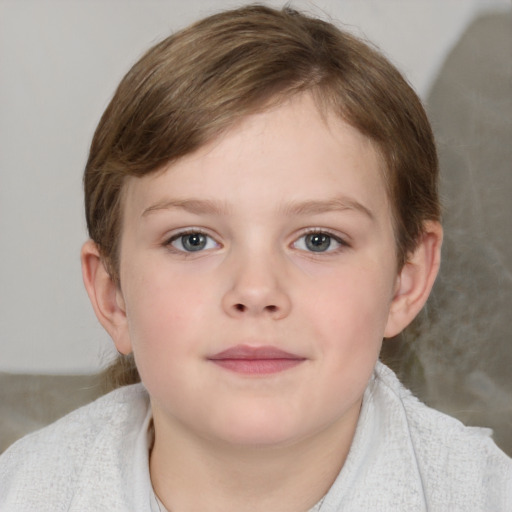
[82,93,442,512]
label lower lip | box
[210,358,304,375]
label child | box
[1,5,510,511]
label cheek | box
[304,266,394,354]
[129,289,196,342]
[123,287,200,399]
[121,268,207,361]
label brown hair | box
[84,5,440,389]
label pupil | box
[183,233,206,251]
[306,233,331,252]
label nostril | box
[231,303,279,314]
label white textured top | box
[154,494,324,512]
[1,362,511,511]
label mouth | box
[207,345,306,375]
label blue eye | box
[294,232,344,253]
[169,232,218,252]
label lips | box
[208,345,306,375]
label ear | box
[81,240,133,355]
[384,221,443,338]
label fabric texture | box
[154,494,324,512]
[1,362,510,511]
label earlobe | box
[384,221,443,338]
[81,240,133,355]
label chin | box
[202,406,299,447]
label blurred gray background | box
[385,8,512,456]
[1,0,511,455]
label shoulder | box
[0,384,150,510]
[0,383,149,461]
[374,362,512,510]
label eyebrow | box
[142,198,232,217]
[280,197,375,220]
[141,196,374,220]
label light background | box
[1,0,510,373]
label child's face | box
[115,94,402,447]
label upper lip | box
[208,345,305,360]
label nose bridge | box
[222,238,291,318]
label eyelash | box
[164,228,350,254]
[165,229,219,254]
[292,229,349,254]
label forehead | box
[121,94,390,224]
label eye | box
[168,232,218,252]
[293,231,345,253]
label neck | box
[149,400,361,512]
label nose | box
[221,250,292,320]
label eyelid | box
[292,228,350,252]
[164,228,221,252]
